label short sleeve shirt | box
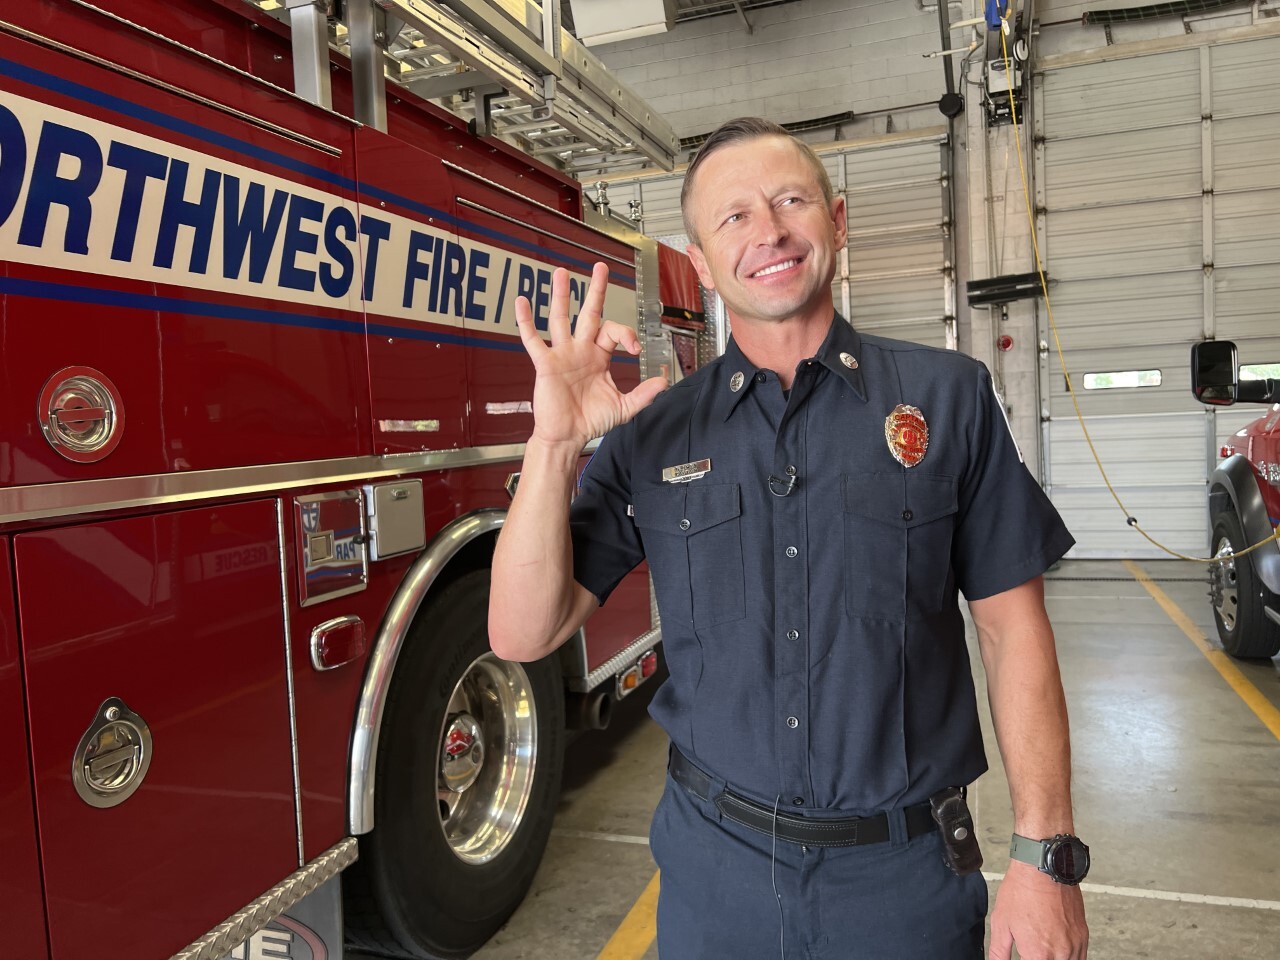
[569,316,1074,815]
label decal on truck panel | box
[0,87,636,338]
[225,917,328,960]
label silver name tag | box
[662,459,712,483]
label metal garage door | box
[836,133,953,349]
[1035,33,1280,557]
[602,129,954,350]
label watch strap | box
[1009,832,1046,869]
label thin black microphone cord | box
[768,474,797,498]
[772,794,785,960]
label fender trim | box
[1209,456,1280,595]
[348,509,505,835]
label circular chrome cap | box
[38,367,124,463]
[72,698,152,808]
[439,712,485,793]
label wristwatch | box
[1009,833,1090,885]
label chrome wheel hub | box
[435,653,537,865]
[1211,537,1238,630]
[440,713,484,793]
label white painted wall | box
[594,0,951,141]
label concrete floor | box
[355,559,1280,958]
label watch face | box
[1047,837,1090,883]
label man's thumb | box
[622,375,669,419]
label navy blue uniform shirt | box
[570,315,1073,815]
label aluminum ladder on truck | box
[259,0,678,173]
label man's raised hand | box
[515,262,668,449]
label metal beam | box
[348,0,387,130]
[284,0,333,108]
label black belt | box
[669,747,937,848]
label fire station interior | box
[357,2,1280,958]
[4,1,1279,960]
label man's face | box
[685,136,846,327]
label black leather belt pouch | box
[930,787,983,876]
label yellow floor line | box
[594,869,660,960]
[1124,559,1280,743]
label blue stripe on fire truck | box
[0,275,638,362]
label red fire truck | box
[0,2,700,958]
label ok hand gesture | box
[515,262,668,449]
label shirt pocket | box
[633,483,745,629]
[842,472,959,621]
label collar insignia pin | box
[839,352,858,369]
[729,371,745,392]
[885,404,928,468]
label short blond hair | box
[680,118,834,245]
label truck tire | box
[345,570,565,958]
[1210,512,1280,659]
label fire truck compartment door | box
[356,126,469,456]
[0,538,49,960]
[15,501,298,960]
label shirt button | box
[786,629,799,641]
[785,465,797,476]
[679,518,690,530]
[786,716,799,728]
[754,371,766,383]
[785,546,798,558]
[901,509,913,521]
[792,797,805,806]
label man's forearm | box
[489,437,594,662]
[982,624,1075,837]
[972,581,1075,837]
[976,583,1089,959]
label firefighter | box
[490,117,1089,960]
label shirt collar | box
[814,313,867,402]
[713,335,763,422]
[713,314,868,421]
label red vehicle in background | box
[1191,341,1280,659]
[0,2,698,958]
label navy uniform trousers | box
[650,771,988,959]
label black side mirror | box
[1191,340,1238,406]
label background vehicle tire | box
[345,569,565,958]
[1210,511,1280,659]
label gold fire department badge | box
[885,404,928,467]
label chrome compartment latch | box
[72,697,152,808]
[38,366,124,462]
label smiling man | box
[490,118,1089,960]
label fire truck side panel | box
[0,31,169,485]
[0,539,49,960]
[285,502,417,863]
[15,500,298,960]
[7,1,339,141]
[355,126,470,455]
[583,566,654,667]
[384,93,582,220]
[0,21,374,478]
